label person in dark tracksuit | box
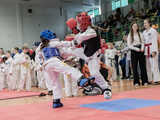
[127,21,148,87]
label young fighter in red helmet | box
[66,12,112,99]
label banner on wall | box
[112,0,128,10]
[128,0,135,4]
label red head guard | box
[29,49,34,55]
[66,18,79,34]
[76,12,91,32]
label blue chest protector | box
[42,47,60,61]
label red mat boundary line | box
[0,94,40,101]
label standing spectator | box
[104,43,117,80]
[12,47,21,89]
[143,19,160,84]
[115,52,120,77]
[0,57,6,91]
[127,22,148,87]
[5,51,15,90]
[158,31,160,72]
[120,35,132,79]
[119,53,127,79]
[17,46,32,91]
[0,48,4,57]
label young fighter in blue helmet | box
[36,30,83,108]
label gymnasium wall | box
[0,3,20,50]
[22,4,67,46]
[0,2,67,50]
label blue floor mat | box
[80,98,160,112]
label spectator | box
[127,21,148,87]
[143,19,160,84]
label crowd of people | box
[0,45,40,91]
[104,18,160,87]
[101,7,160,29]
[99,5,160,42]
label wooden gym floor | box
[0,79,159,107]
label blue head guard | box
[18,49,23,54]
[40,30,56,40]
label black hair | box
[14,47,19,51]
[40,38,49,50]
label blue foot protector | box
[53,103,63,108]
[53,99,63,108]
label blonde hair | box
[107,43,114,49]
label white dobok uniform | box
[36,39,82,99]
[143,28,160,82]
